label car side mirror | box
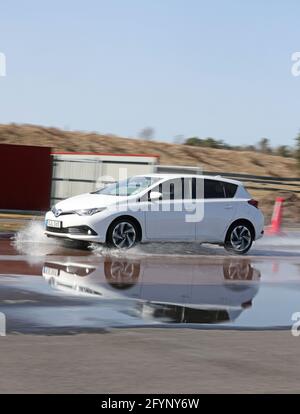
[149,191,162,201]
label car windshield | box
[94,176,160,196]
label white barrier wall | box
[51,153,158,204]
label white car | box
[45,174,264,254]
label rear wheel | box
[224,223,254,255]
[106,219,140,249]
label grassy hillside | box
[0,123,299,223]
[0,123,298,177]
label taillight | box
[248,199,259,208]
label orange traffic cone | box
[265,197,285,235]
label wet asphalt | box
[0,223,300,334]
[1,224,300,393]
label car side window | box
[223,182,238,198]
[140,183,162,202]
[204,179,226,199]
[140,178,236,201]
[157,178,184,200]
[142,178,195,201]
[194,178,204,199]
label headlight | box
[75,207,106,216]
[51,205,62,217]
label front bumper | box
[45,230,100,242]
[44,211,103,242]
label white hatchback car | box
[45,174,264,254]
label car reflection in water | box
[42,257,261,325]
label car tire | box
[106,218,140,249]
[224,222,254,255]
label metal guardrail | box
[156,165,300,193]
[203,171,300,182]
[203,172,300,193]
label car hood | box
[54,193,128,211]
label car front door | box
[143,178,196,241]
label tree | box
[184,137,202,146]
[139,127,155,141]
[257,137,271,154]
[276,145,291,158]
[184,137,226,149]
[203,137,220,148]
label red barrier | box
[0,144,52,211]
[265,197,285,235]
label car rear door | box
[195,179,238,242]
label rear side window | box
[223,182,238,198]
[204,179,238,199]
[204,179,225,198]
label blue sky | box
[0,0,300,146]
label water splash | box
[90,243,135,258]
[13,220,63,257]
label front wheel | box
[106,219,139,249]
[224,223,254,255]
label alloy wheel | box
[230,225,252,252]
[112,222,137,248]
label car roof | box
[138,173,242,186]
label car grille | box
[46,226,68,233]
[46,226,97,235]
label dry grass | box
[0,123,298,177]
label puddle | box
[1,227,300,333]
[0,253,300,333]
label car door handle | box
[224,205,233,209]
